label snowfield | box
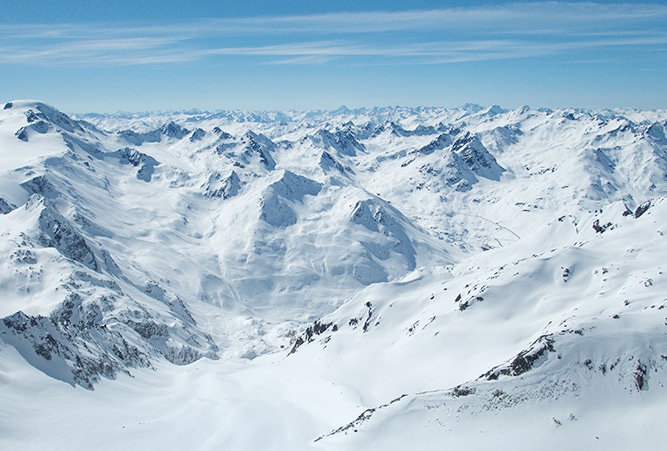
[1,100,666,450]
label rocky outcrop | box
[117,121,190,145]
[240,131,276,169]
[0,197,17,214]
[108,147,159,181]
[311,129,365,156]
[203,170,241,199]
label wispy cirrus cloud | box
[0,2,665,67]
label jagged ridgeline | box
[0,95,666,428]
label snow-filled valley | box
[1,100,666,450]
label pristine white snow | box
[0,99,666,449]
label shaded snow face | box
[259,170,322,227]
[1,100,667,450]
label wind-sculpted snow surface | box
[1,100,667,449]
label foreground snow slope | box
[308,198,667,448]
[1,100,666,449]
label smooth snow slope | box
[1,100,666,450]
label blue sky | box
[0,1,665,112]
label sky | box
[0,0,665,112]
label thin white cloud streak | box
[0,37,193,65]
[193,34,667,66]
[1,2,666,39]
[1,33,665,67]
[0,2,665,66]
[267,55,337,65]
[209,2,667,35]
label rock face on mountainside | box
[203,170,241,199]
[0,191,218,388]
[0,97,666,451]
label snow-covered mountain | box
[1,100,666,449]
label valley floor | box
[2,342,665,451]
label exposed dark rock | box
[0,197,16,214]
[562,267,571,281]
[362,301,373,332]
[634,201,650,218]
[117,121,189,146]
[20,105,83,134]
[108,148,159,182]
[409,124,437,136]
[459,295,483,311]
[126,319,169,339]
[0,310,149,389]
[21,175,59,198]
[241,131,276,169]
[15,128,28,141]
[311,129,365,156]
[36,201,99,271]
[161,121,189,139]
[15,120,51,141]
[483,335,555,380]
[117,129,158,146]
[451,385,476,397]
[51,292,103,329]
[592,219,614,234]
[11,248,37,264]
[417,133,454,155]
[451,132,504,180]
[288,319,337,354]
[190,128,206,142]
[0,270,219,389]
[319,150,350,174]
[203,171,240,199]
[315,394,408,441]
[635,361,648,390]
[212,127,232,138]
